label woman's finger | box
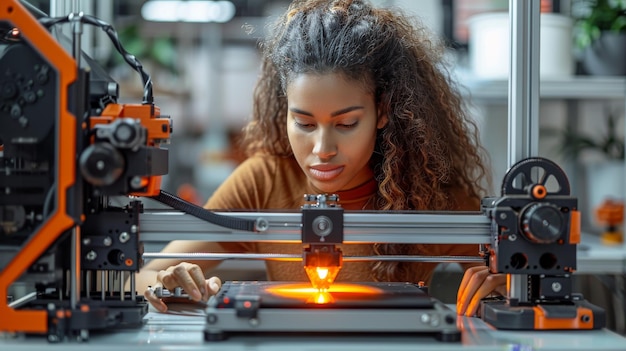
[204,276,222,300]
[171,264,202,301]
[463,273,503,317]
[144,285,168,313]
[457,266,485,304]
[457,266,489,315]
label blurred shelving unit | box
[464,75,626,100]
[461,74,626,228]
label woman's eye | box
[338,121,358,129]
[294,120,315,129]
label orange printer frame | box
[0,0,79,334]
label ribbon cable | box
[150,190,258,232]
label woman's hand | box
[143,262,222,312]
[456,265,506,317]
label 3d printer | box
[479,157,605,330]
[0,0,605,343]
[0,0,170,340]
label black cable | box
[151,190,258,232]
[80,14,153,104]
[31,11,256,232]
[18,0,48,19]
[38,14,154,105]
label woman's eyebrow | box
[331,106,364,117]
[289,106,364,117]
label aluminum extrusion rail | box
[142,252,486,263]
[139,210,492,244]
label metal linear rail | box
[142,252,486,263]
[138,210,492,244]
[507,0,540,303]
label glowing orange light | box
[304,265,340,291]
[308,291,335,304]
[265,283,382,304]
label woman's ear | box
[377,113,388,129]
[376,97,389,129]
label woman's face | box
[286,73,387,193]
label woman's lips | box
[309,165,344,181]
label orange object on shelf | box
[177,183,201,206]
[595,199,624,245]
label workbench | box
[1,303,626,351]
[2,235,625,350]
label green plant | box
[544,110,624,161]
[575,0,626,49]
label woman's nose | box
[312,129,337,160]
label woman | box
[139,0,496,314]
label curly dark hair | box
[239,0,490,282]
